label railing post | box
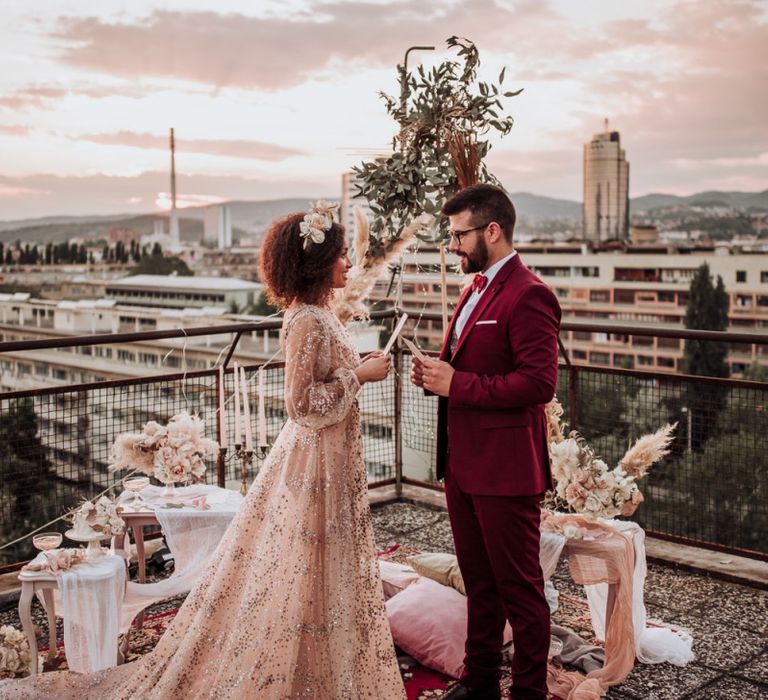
[568,366,579,433]
[394,346,403,498]
[215,370,226,488]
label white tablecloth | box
[30,552,126,673]
[118,484,243,631]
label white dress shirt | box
[454,250,517,339]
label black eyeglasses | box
[448,222,490,245]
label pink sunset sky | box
[0,0,766,219]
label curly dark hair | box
[259,212,345,309]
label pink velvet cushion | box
[386,576,512,679]
[378,560,420,600]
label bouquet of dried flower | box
[108,411,218,486]
[333,210,433,324]
[544,396,675,520]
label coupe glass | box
[123,476,150,510]
[32,532,62,552]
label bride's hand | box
[354,354,391,384]
[361,351,385,363]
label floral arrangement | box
[545,397,676,521]
[0,625,32,678]
[299,200,339,249]
[108,411,218,486]
[70,496,126,538]
[22,548,86,575]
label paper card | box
[383,313,409,354]
[401,336,426,362]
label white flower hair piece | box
[299,200,340,250]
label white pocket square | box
[475,320,497,325]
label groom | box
[411,184,561,700]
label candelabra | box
[226,444,269,496]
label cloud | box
[0,125,29,136]
[50,2,572,90]
[78,131,304,161]
[0,171,336,220]
[0,84,145,111]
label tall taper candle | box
[233,361,241,445]
[218,365,227,450]
[258,367,267,447]
[240,366,253,452]
[440,243,448,334]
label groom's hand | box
[422,358,455,397]
[410,357,425,388]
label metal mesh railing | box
[2,313,767,565]
[0,361,396,567]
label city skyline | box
[0,0,766,220]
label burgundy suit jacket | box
[436,254,561,496]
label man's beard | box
[459,237,489,274]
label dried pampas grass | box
[333,213,433,325]
[353,206,369,266]
[618,423,677,479]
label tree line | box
[0,239,161,266]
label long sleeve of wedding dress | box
[0,304,406,700]
[284,308,360,430]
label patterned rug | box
[5,547,600,699]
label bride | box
[2,204,407,699]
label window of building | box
[736,295,754,307]
[614,354,634,369]
[615,268,661,283]
[736,270,747,283]
[590,290,610,303]
[657,357,675,368]
[657,291,675,303]
[138,352,158,366]
[573,331,592,341]
[614,289,635,304]
[637,355,654,366]
[657,337,680,349]
[761,272,768,284]
[53,368,67,380]
[35,365,48,377]
[554,288,569,299]
[572,350,587,360]
[117,349,136,362]
[589,352,610,365]
[632,336,654,347]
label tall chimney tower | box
[169,127,180,245]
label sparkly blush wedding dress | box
[1,304,406,699]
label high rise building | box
[583,120,629,241]
[340,171,371,239]
[203,204,233,249]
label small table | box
[18,553,127,675]
[114,511,159,585]
[17,570,57,676]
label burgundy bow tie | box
[472,274,487,293]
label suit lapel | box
[451,285,500,361]
[450,254,524,362]
[440,285,472,361]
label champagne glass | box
[122,476,150,510]
[32,532,62,552]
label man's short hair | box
[442,184,516,243]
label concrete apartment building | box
[370,241,768,376]
[0,291,386,485]
[583,122,630,241]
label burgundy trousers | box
[444,466,550,700]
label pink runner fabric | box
[542,514,637,700]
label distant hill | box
[507,192,581,220]
[1,191,766,244]
[630,190,768,213]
